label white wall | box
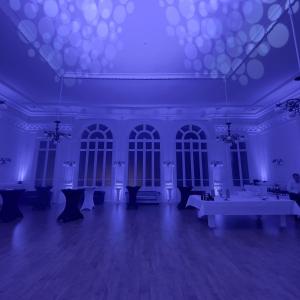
[248,116,300,188]
[1,112,259,201]
[0,111,36,188]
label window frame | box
[128,124,161,187]
[176,125,209,187]
[77,124,113,187]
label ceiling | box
[0,0,300,116]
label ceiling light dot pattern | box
[161,0,299,85]
[11,0,135,86]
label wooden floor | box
[0,203,300,300]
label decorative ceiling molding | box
[63,72,225,80]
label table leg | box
[208,215,216,229]
[280,215,287,228]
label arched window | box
[78,124,113,187]
[230,142,250,186]
[35,140,57,187]
[128,124,161,187]
[176,125,209,187]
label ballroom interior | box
[1,1,300,300]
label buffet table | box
[187,194,300,228]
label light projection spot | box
[28,48,35,58]
[99,0,113,19]
[187,19,200,36]
[64,47,79,66]
[18,20,37,43]
[82,2,98,23]
[227,11,243,31]
[43,0,59,18]
[196,37,212,54]
[166,6,180,26]
[242,0,263,24]
[24,3,39,19]
[267,23,289,48]
[126,2,135,14]
[268,4,283,21]
[217,54,231,74]
[57,24,71,37]
[184,43,197,60]
[204,54,216,70]
[239,75,248,86]
[113,5,127,24]
[69,32,82,47]
[247,59,264,79]
[38,17,55,43]
[97,21,109,39]
[198,1,208,17]
[201,18,222,39]
[179,0,195,19]
[9,0,21,11]
[176,25,186,40]
[258,42,270,56]
[215,39,225,53]
[249,24,265,43]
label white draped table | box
[81,188,95,211]
[187,195,300,228]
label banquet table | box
[0,189,25,222]
[81,187,95,211]
[187,195,300,228]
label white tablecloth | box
[187,195,300,228]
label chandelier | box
[276,98,300,116]
[44,120,71,144]
[217,122,244,145]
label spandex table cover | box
[81,188,95,211]
[187,195,300,228]
[0,189,25,222]
[57,189,85,222]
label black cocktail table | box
[0,189,25,222]
[126,186,141,209]
[57,189,85,222]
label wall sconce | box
[113,161,125,168]
[63,161,76,167]
[163,161,175,167]
[210,160,224,167]
[0,158,11,165]
[272,159,283,166]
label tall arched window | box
[176,125,209,187]
[128,125,161,187]
[78,124,113,187]
[230,141,250,186]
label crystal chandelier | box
[44,120,71,144]
[276,98,300,116]
[216,122,244,145]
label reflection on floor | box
[0,203,300,300]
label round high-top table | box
[81,187,95,211]
[0,189,25,222]
[126,186,141,209]
[57,189,85,222]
